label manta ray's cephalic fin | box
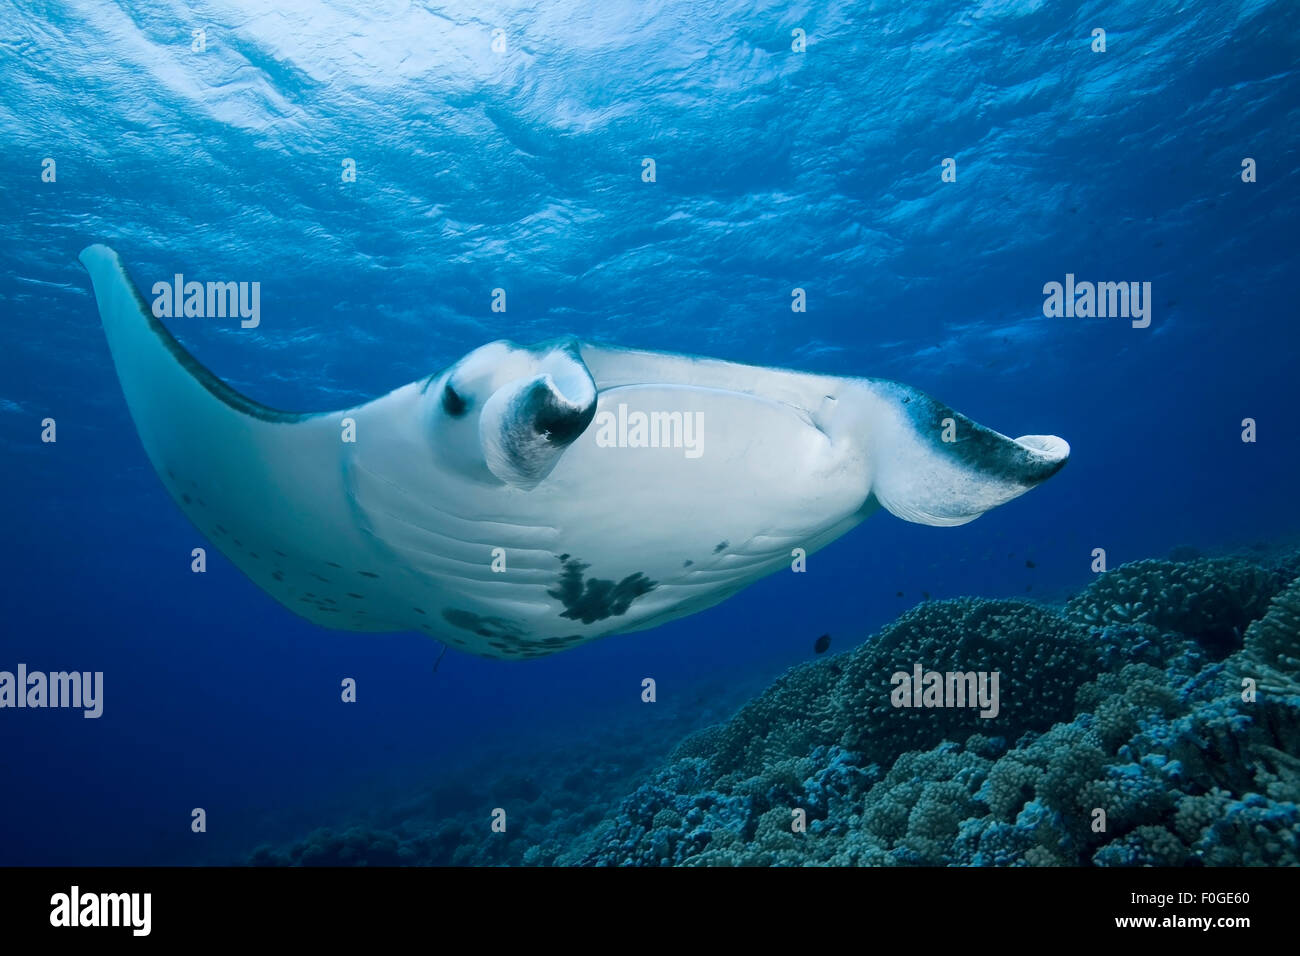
[850,379,1070,527]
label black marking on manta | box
[441,383,468,417]
[547,556,657,624]
[443,608,526,640]
[540,634,584,646]
[880,381,1067,486]
[112,256,317,424]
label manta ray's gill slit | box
[378,534,563,584]
[676,546,788,576]
[355,498,552,571]
[346,459,558,540]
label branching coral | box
[249,553,1300,868]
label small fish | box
[895,590,904,597]
[1025,559,1036,569]
[814,633,832,654]
[922,590,931,601]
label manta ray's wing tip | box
[78,242,115,266]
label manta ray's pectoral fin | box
[479,346,598,490]
[861,380,1070,527]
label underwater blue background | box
[1,0,1298,864]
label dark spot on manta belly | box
[713,541,728,554]
[683,559,693,567]
[271,571,284,582]
[540,634,584,647]
[547,556,657,625]
[181,494,192,504]
[443,609,524,640]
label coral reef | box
[249,552,1300,866]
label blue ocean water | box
[1,0,1297,865]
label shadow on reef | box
[250,551,1300,866]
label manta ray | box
[80,244,1069,660]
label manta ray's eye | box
[442,383,467,417]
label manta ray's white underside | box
[80,244,1069,659]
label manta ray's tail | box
[857,379,1070,527]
